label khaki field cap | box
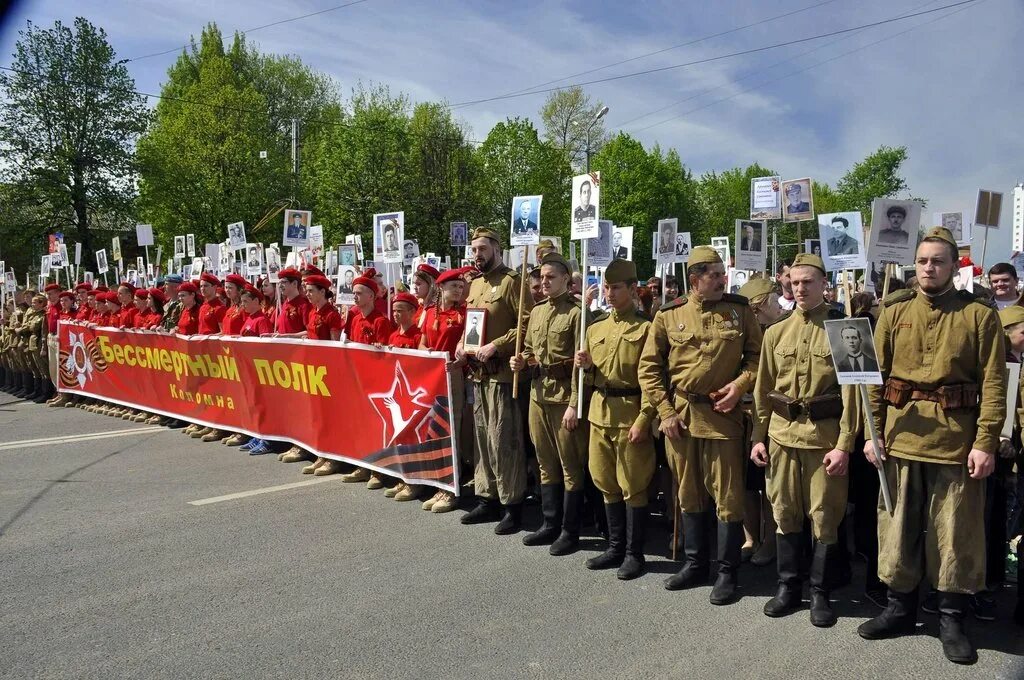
[738,278,777,302]
[998,305,1024,329]
[604,259,637,284]
[921,226,957,248]
[471,227,502,245]
[540,252,570,274]
[688,245,723,267]
[791,253,827,275]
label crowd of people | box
[1,225,1022,666]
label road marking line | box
[0,426,165,451]
[188,478,335,506]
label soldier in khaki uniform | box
[574,259,656,580]
[750,253,858,627]
[4,290,28,396]
[859,227,1005,665]
[511,253,588,555]
[457,227,534,534]
[997,305,1024,626]
[638,246,762,605]
[18,293,47,402]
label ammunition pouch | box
[595,385,641,398]
[540,359,573,381]
[883,378,979,411]
[767,390,843,422]
[767,390,801,421]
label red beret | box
[362,267,378,279]
[148,288,167,304]
[302,265,326,279]
[392,292,419,309]
[74,282,92,292]
[44,284,62,293]
[103,292,121,304]
[177,282,198,294]
[352,275,378,295]
[278,267,302,282]
[58,291,74,300]
[437,267,471,285]
[94,286,109,293]
[118,281,136,293]
[86,290,99,298]
[200,272,220,286]
[415,264,439,280]
[224,274,247,288]
[241,283,263,302]
[304,274,332,290]
[134,289,150,299]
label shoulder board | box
[883,289,916,307]
[590,311,610,324]
[956,289,992,307]
[722,293,749,306]
[634,309,653,322]
[505,267,520,279]
[767,309,793,327]
[660,296,688,312]
[827,307,846,320]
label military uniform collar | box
[689,291,721,312]
[795,300,828,320]
[547,290,570,306]
[611,305,635,322]
[482,263,509,280]
[918,284,956,309]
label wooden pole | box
[859,383,894,515]
[881,263,893,300]
[979,225,990,271]
[512,246,529,399]
[576,238,588,413]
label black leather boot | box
[13,372,28,398]
[764,532,803,617]
[710,520,743,605]
[0,367,7,390]
[858,588,918,639]
[23,374,38,400]
[665,512,710,590]
[809,542,836,627]
[523,484,563,546]
[33,377,50,403]
[938,592,977,664]
[617,505,648,580]
[494,503,523,535]
[586,501,626,570]
[460,498,500,525]
[550,489,583,556]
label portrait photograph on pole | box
[186,233,196,257]
[750,175,782,220]
[282,210,311,248]
[226,221,246,251]
[611,225,632,260]
[818,211,867,272]
[867,198,922,266]
[374,212,404,264]
[570,172,600,240]
[734,220,766,271]
[450,221,468,247]
[510,195,542,247]
[656,218,677,267]
[824,317,883,385]
[781,177,814,223]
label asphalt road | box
[1,394,1022,680]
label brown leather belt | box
[595,385,641,398]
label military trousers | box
[878,456,986,594]
[666,434,745,522]
[589,423,655,507]
[528,399,588,491]
[47,335,59,386]
[472,379,526,505]
[766,441,848,544]
[23,348,43,378]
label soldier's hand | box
[509,354,524,372]
[711,382,741,413]
[454,346,467,364]
[628,423,648,444]
[863,439,885,469]
[750,442,769,467]
[823,448,849,476]
[967,448,996,479]
[660,414,685,440]
[475,343,496,362]
[574,350,592,369]
[562,406,578,432]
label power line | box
[615,0,941,130]
[628,0,981,134]
[124,0,374,62]
[496,0,844,98]
[447,0,980,109]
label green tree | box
[835,145,918,219]
[476,117,572,247]
[0,18,149,269]
[540,87,608,169]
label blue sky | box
[1,0,1021,265]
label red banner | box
[57,322,460,493]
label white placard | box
[824,317,883,385]
[510,196,542,247]
[934,211,969,246]
[136,224,154,247]
[655,218,677,266]
[819,212,867,272]
[750,176,782,220]
[589,220,614,268]
[675,232,692,264]
[227,221,247,251]
[282,210,311,248]
[96,249,109,274]
[373,212,404,264]
[781,177,814,223]
[74,242,82,266]
[571,172,600,240]
[734,220,766,271]
[867,199,922,266]
[186,234,196,257]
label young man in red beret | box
[117,282,139,329]
[218,273,251,447]
[271,268,316,463]
[191,273,229,441]
[74,284,93,322]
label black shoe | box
[809,542,837,627]
[550,489,584,556]
[494,504,522,535]
[938,592,977,664]
[858,589,918,639]
[665,512,709,590]
[809,590,836,627]
[23,375,38,400]
[764,532,803,617]
[33,377,49,403]
[969,591,995,621]
[617,505,648,580]
[710,520,743,605]
[523,485,562,546]
[460,498,500,525]
[864,585,887,608]
[586,501,626,570]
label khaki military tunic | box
[520,290,587,490]
[752,302,859,544]
[464,264,534,505]
[583,306,656,507]
[638,292,762,521]
[19,307,45,378]
[869,288,1006,593]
